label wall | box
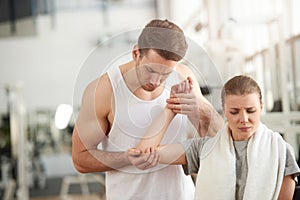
[0,4,155,113]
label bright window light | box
[55,104,73,129]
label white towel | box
[194,122,286,200]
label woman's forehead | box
[225,93,261,105]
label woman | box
[131,75,300,200]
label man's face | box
[135,50,177,92]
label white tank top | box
[102,66,195,200]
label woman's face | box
[223,93,262,141]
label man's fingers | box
[135,149,159,170]
[144,150,159,169]
[169,109,190,115]
[166,104,194,115]
[169,92,195,99]
[167,99,190,108]
[128,148,142,157]
[138,155,155,170]
[131,154,150,167]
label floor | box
[29,175,106,200]
[26,153,106,200]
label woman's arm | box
[127,142,187,170]
[157,143,187,165]
[278,175,295,200]
[132,78,193,167]
[131,108,186,167]
[136,77,193,152]
[135,107,176,152]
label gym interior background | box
[0,0,300,199]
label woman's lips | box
[239,127,251,132]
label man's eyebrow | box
[146,65,173,75]
[161,71,173,75]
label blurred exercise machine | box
[0,83,28,200]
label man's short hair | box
[138,19,188,61]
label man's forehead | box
[145,63,174,72]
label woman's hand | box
[170,76,194,95]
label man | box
[72,19,223,200]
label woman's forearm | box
[157,143,186,165]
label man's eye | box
[162,72,172,76]
[230,111,238,115]
[146,67,155,73]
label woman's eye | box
[230,111,238,115]
[247,110,256,113]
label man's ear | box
[132,45,140,60]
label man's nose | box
[149,74,161,86]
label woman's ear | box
[132,45,140,60]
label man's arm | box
[167,64,224,137]
[167,93,223,137]
[72,74,147,173]
[72,128,133,172]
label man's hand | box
[167,76,223,138]
[167,76,199,116]
[127,147,159,170]
[166,76,203,135]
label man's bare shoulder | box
[176,63,195,78]
[83,73,112,98]
[80,73,113,115]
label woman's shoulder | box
[284,142,300,179]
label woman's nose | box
[240,111,249,123]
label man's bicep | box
[75,76,111,148]
[75,113,107,149]
[71,78,113,172]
